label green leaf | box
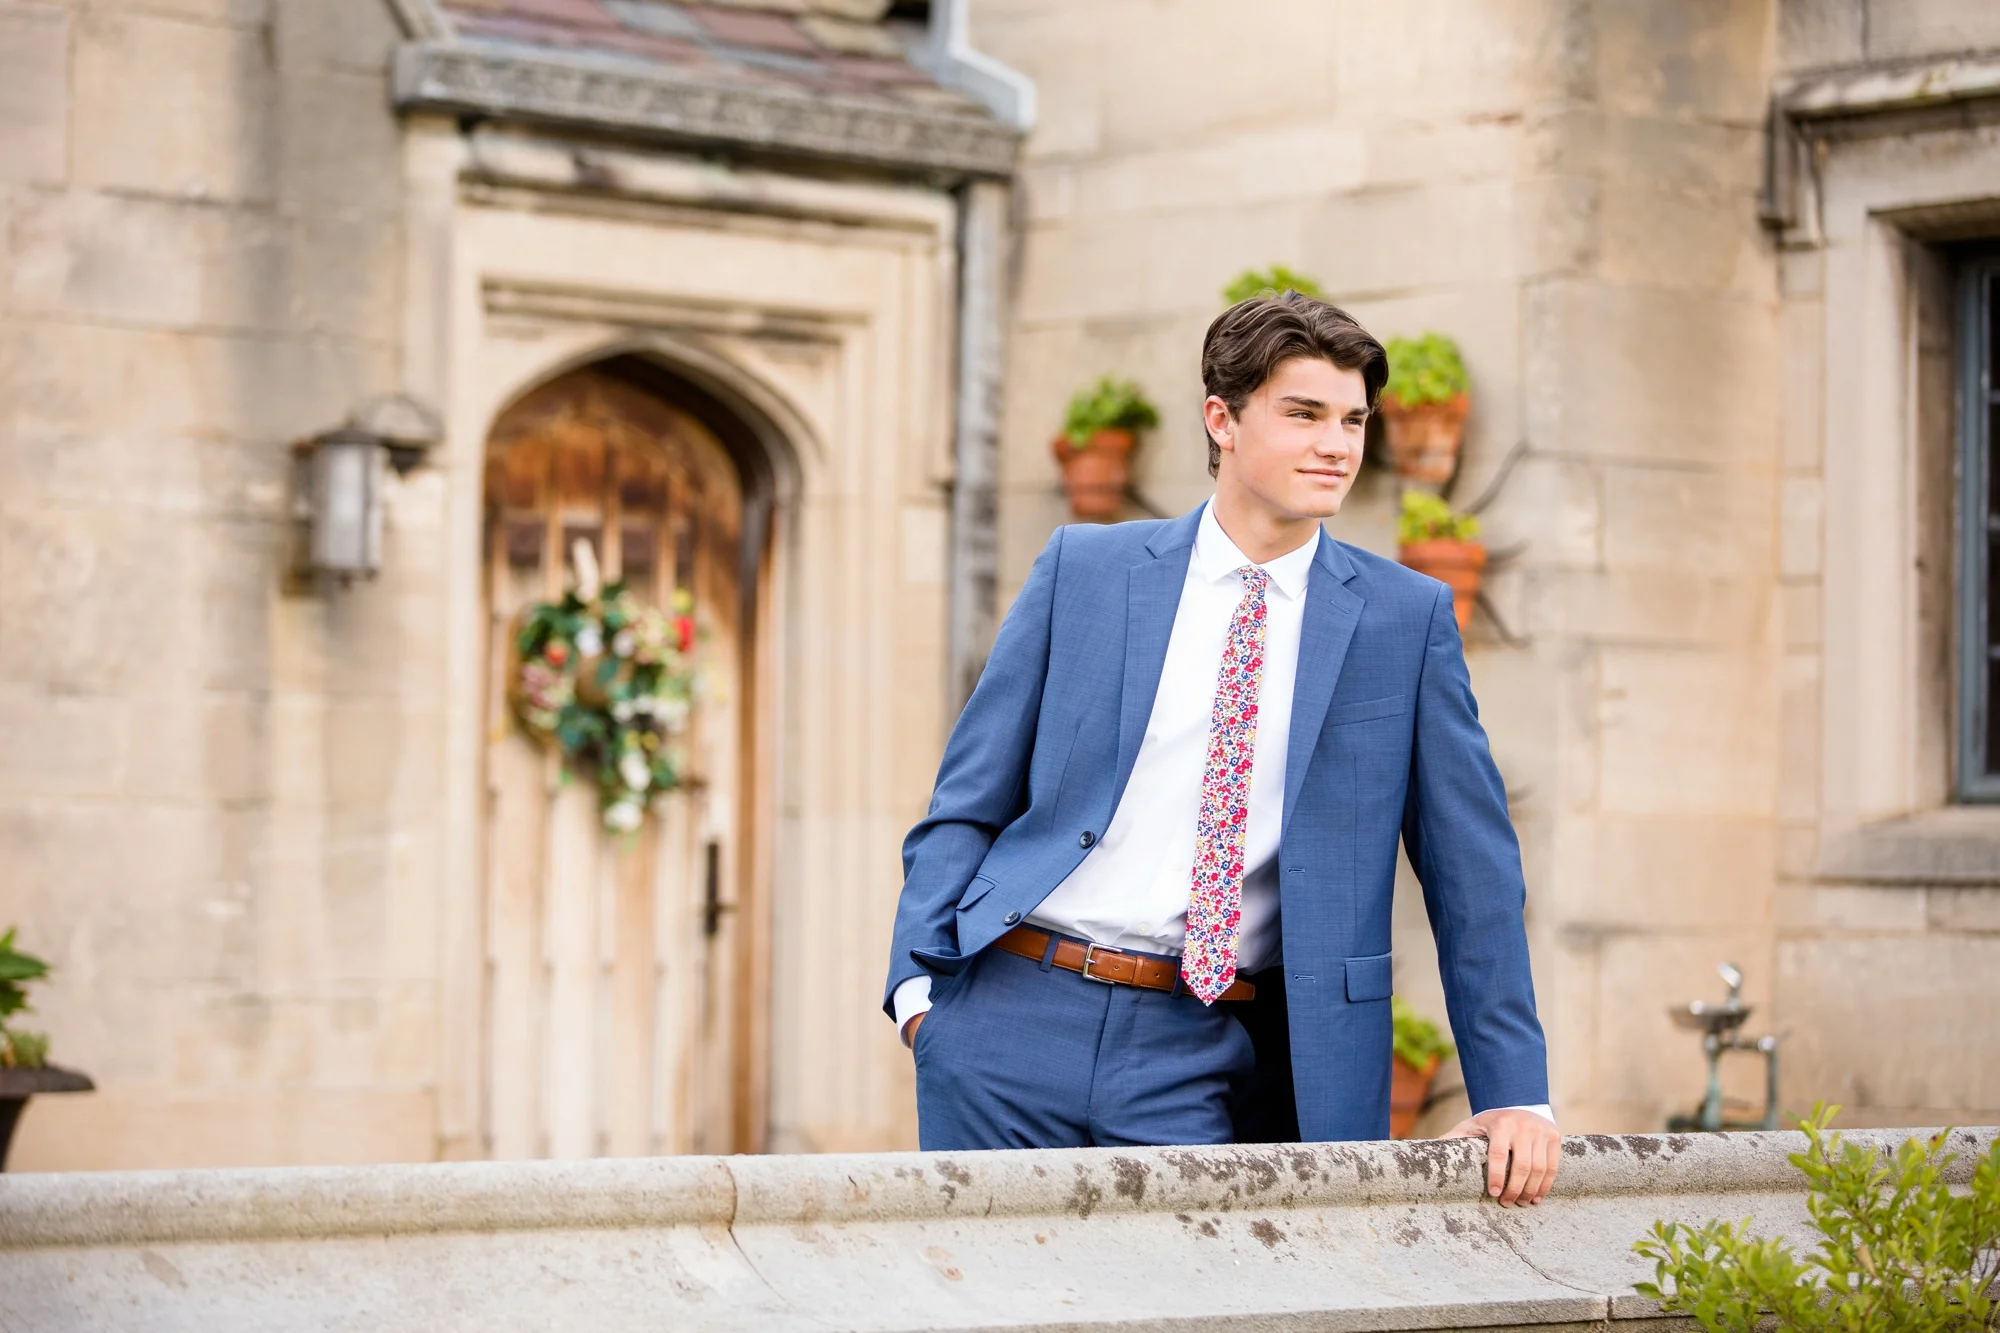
[0,955,49,982]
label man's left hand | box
[1441,1108,1560,1207]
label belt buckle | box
[1080,942,1125,984]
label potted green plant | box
[1397,490,1485,632]
[1380,333,1471,483]
[1391,996,1455,1139]
[0,927,93,1171]
[1053,376,1160,520]
[1221,265,1325,304]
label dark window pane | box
[1989,270,1999,393]
[1991,399,2000,521]
[1987,537,2000,647]
[1965,264,2000,795]
[1986,657,2000,776]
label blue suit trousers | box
[914,939,1256,1150]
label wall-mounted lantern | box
[294,394,443,588]
[306,428,388,580]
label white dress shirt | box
[1022,500,1311,971]
[895,502,1553,1125]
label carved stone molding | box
[393,40,1018,179]
[481,277,860,345]
[1763,53,2000,245]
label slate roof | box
[436,0,987,118]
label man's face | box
[1206,356,1369,522]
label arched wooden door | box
[480,366,753,1158]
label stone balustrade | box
[3,1126,1994,1331]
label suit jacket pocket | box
[1323,695,1410,728]
[956,874,997,912]
[1344,952,1393,1002]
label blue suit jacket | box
[883,505,1549,1142]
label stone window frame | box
[1768,57,2000,885]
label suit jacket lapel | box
[1112,508,1202,810]
[1283,532,1365,827]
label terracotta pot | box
[1390,1054,1439,1140]
[1052,428,1135,520]
[1398,539,1487,631]
[1379,392,1469,484]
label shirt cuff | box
[892,975,933,1046]
[1496,1103,1556,1125]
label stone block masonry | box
[5,1127,1993,1331]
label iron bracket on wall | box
[1439,438,1531,648]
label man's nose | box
[1315,429,1352,460]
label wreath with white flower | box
[511,541,698,832]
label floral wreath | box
[512,540,698,832]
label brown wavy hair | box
[1201,292,1388,478]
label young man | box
[883,293,1558,1206]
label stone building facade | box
[975,0,2000,1133]
[0,0,1994,1170]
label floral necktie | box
[1181,565,1270,1004]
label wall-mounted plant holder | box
[1407,437,1531,647]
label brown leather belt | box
[994,926,1256,1002]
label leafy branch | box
[1635,1104,2000,1332]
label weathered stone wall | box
[1770,0,2000,1127]
[3,1126,1992,1330]
[0,0,438,1167]
[975,0,1792,1133]
[1519,1,1783,1132]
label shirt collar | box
[1192,500,1318,601]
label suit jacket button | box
[1079,831,1096,848]
[1003,911,1020,925]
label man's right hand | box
[901,1012,925,1047]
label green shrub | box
[1384,333,1469,406]
[0,927,51,1070]
[1634,1104,2000,1332]
[1396,490,1481,545]
[1061,376,1160,447]
[1391,996,1455,1070]
[1221,265,1326,304]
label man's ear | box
[1203,395,1234,455]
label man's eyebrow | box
[1277,394,1370,416]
